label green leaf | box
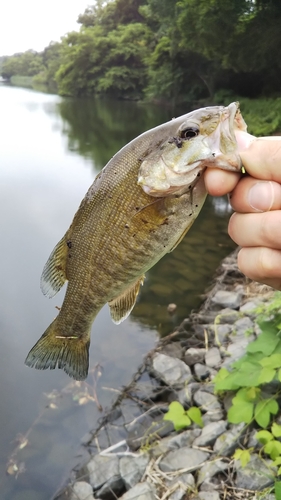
[259,353,281,368]
[231,362,263,387]
[228,401,254,424]
[264,440,281,460]
[273,457,281,466]
[272,423,281,438]
[186,406,203,427]
[255,400,272,428]
[276,481,281,500]
[256,430,273,445]
[233,448,251,467]
[163,402,192,431]
[278,369,281,383]
[247,329,280,356]
[258,367,276,384]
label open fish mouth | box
[138,102,248,198]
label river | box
[0,85,235,499]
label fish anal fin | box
[108,275,145,325]
[40,235,70,298]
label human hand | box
[204,138,281,289]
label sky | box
[0,0,92,56]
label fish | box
[25,102,247,380]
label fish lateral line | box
[55,335,78,340]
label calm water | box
[0,85,235,499]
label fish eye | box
[181,127,199,140]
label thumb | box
[240,137,281,182]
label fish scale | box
[25,102,247,380]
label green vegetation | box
[213,293,281,495]
[163,401,203,430]
[1,0,281,118]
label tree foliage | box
[1,0,281,103]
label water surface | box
[0,85,235,499]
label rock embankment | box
[56,250,277,500]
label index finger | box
[240,137,281,182]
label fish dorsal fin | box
[40,236,69,298]
[108,275,145,324]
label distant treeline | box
[1,0,281,106]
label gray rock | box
[205,348,221,368]
[232,316,254,337]
[177,386,192,407]
[213,423,246,456]
[221,339,252,368]
[119,453,149,489]
[152,353,193,387]
[166,473,195,500]
[198,492,220,500]
[126,412,174,450]
[215,308,240,324]
[235,455,276,490]
[184,348,206,366]
[161,342,183,358]
[70,482,95,500]
[120,482,156,500]
[193,420,228,447]
[193,390,222,412]
[239,300,260,315]
[197,458,229,485]
[247,429,263,450]
[166,428,201,449]
[87,455,120,491]
[194,363,210,380]
[211,290,243,310]
[96,475,124,499]
[159,446,209,472]
[202,409,225,425]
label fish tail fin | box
[25,319,90,380]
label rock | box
[197,458,229,485]
[221,339,252,368]
[161,342,183,358]
[235,455,276,490]
[211,290,243,310]
[202,409,225,425]
[120,482,156,500]
[205,348,221,368]
[159,446,209,472]
[214,308,240,324]
[70,482,95,500]
[96,476,124,499]
[198,492,220,500]
[184,348,206,366]
[239,300,260,315]
[87,455,120,491]
[119,453,149,489]
[247,429,263,450]
[166,473,195,500]
[194,363,210,380]
[150,428,200,457]
[167,303,177,313]
[152,353,193,387]
[193,421,228,447]
[232,316,254,337]
[193,390,222,412]
[126,412,174,450]
[213,423,246,456]
[177,386,192,407]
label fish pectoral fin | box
[108,275,145,325]
[168,223,194,253]
[40,235,70,298]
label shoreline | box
[55,249,276,500]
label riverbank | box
[54,249,278,500]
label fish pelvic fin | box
[108,275,145,325]
[25,319,90,380]
[41,235,70,298]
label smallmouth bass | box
[25,102,247,380]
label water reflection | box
[0,85,235,499]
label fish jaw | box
[138,102,247,197]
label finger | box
[228,211,281,249]
[240,138,281,182]
[204,168,240,196]
[237,247,281,290]
[229,178,281,213]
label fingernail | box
[248,181,274,212]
